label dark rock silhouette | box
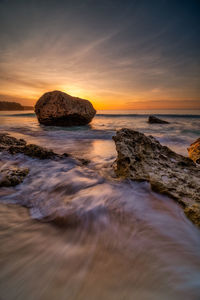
[148,115,169,124]
[0,101,23,111]
[0,101,33,111]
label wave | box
[1,112,200,118]
[96,113,200,118]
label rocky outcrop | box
[0,133,91,166]
[148,115,169,124]
[0,165,29,187]
[35,90,96,126]
[113,128,200,227]
[0,133,26,150]
[188,138,200,164]
[0,133,63,159]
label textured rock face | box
[0,133,57,159]
[0,133,26,150]
[148,115,169,124]
[0,133,89,166]
[0,165,29,187]
[35,90,96,126]
[188,138,200,164]
[113,128,200,227]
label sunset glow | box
[0,1,200,110]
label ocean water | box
[0,110,200,300]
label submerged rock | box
[188,138,200,164]
[35,90,96,126]
[0,133,93,167]
[9,143,57,159]
[43,209,82,228]
[113,128,200,227]
[0,165,29,187]
[148,115,169,124]
[0,133,26,151]
[0,133,61,159]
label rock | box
[35,90,96,126]
[0,133,62,159]
[148,115,169,124]
[113,128,200,227]
[0,165,29,187]
[78,158,90,166]
[9,143,57,159]
[188,138,200,164]
[43,209,81,228]
[0,133,26,152]
[0,134,91,169]
[184,204,200,227]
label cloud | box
[125,99,200,109]
[0,0,200,108]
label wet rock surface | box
[35,90,96,126]
[188,138,200,164]
[0,165,29,187]
[43,209,82,228]
[113,128,200,226]
[148,115,169,124]
[0,133,67,160]
[0,133,93,169]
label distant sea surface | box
[0,110,200,300]
[0,109,200,156]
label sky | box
[0,0,200,109]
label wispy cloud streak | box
[0,0,199,108]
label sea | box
[0,110,200,300]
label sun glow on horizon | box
[1,86,200,111]
[0,1,200,110]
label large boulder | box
[148,115,169,124]
[113,128,200,227]
[188,138,200,164]
[35,90,96,126]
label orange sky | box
[0,0,200,110]
[0,86,199,110]
[0,58,199,109]
[1,74,199,110]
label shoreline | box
[1,130,199,228]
